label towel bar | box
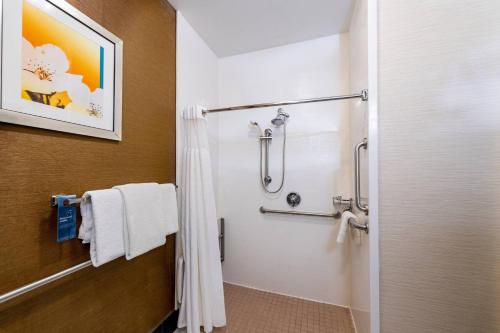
[51,184,179,207]
[50,196,83,207]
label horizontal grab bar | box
[0,260,92,304]
[259,206,341,219]
[259,206,368,233]
[349,218,369,233]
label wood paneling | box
[0,0,177,331]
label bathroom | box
[0,0,499,333]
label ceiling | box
[168,0,355,57]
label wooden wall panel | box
[0,0,177,331]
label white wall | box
[378,1,500,331]
[217,35,352,306]
[176,12,219,195]
[349,0,370,332]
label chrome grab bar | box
[355,138,368,214]
[260,206,341,219]
[349,217,369,233]
[0,260,92,304]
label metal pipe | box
[0,260,92,304]
[204,90,368,114]
[260,206,341,219]
[355,139,369,213]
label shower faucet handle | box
[333,195,353,211]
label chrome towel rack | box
[51,196,84,207]
[50,184,179,207]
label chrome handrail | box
[259,206,341,219]
[0,260,92,304]
[355,139,369,214]
[349,217,369,233]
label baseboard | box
[349,307,358,333]
[152,310,179,333]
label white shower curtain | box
[177,106,226,333]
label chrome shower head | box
[271,108,289,127]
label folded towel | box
[113,183,166,260]
[337,211,357,244]
[160,183,179,235]
[78,189,125,267]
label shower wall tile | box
[176,12,220,201]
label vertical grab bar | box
[355,138,369,214]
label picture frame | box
[0,0,123,141]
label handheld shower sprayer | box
[254,108,289,194]
[250,120,264,136]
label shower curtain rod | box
[204,89,368,114]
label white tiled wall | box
[216,35,353,306]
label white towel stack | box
[114,183,178,260]
[78,189,125,267]
[78,183,179,266]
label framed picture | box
[0,0,123,140]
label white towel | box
[113,183,166,260]
[78,189,125,267]
[160,183,179,235]
[337,211,357,243]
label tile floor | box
[212,283,355,333]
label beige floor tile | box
[211,283,355,333]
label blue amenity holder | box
[57,195,77,242]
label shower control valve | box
[287,192,301,207]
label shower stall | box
[176,0,377,331]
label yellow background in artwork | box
[22,0,101,92]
